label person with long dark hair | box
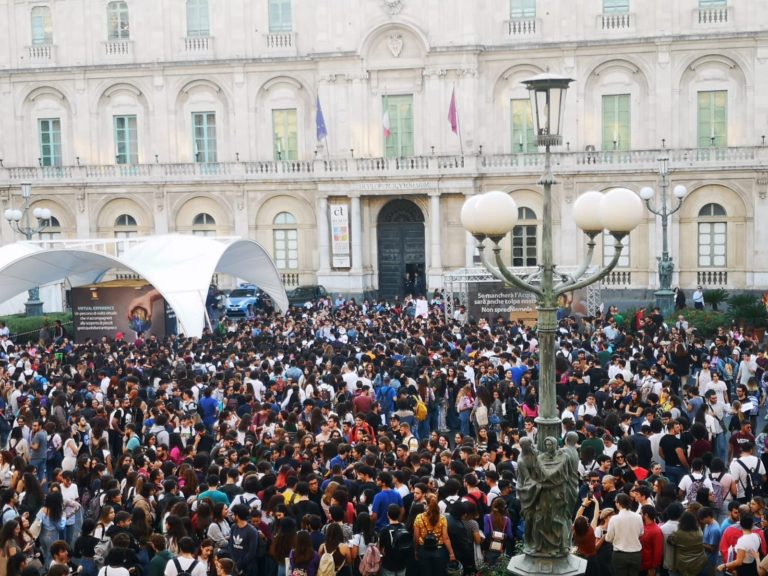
[319,522,351,576]
[270,516,297,576]
[36,491,65,566]
[288,530,319,576]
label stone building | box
[0,0,765,301]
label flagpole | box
[454,84,463,156]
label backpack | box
[414,398,428,422]
[172,558,199,576]
[94,535,113,567]
[475,403,489,427]
[736,458,765,500]
[317,550,338,576]
[464,491,489,517]
[86,490,103,521]
[359,538,382,576]
[288,551,309,576]
[685,473,708,504]
[390,525,413,556]
[708,473,727,510]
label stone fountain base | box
[507,553,587,576]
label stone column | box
[350,194,362,273]
[428,191,443,290]
[316,196,330,273]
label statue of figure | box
[658,257,674,290]
[517,437,544,554]
[517,436,581,558]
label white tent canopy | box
[0,235,288,338]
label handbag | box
[29,518,41,540]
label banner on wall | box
[466,281,590,324]
[72,280,175,343]
[329,203,351,268]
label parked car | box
[224,284,268,316]
[286,285,328,306]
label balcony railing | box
[600,13,632,30]
[697,271,728,287]
[0,147,765,186]
[602,271,632,287]
[505,18,537,36]
[697,6,730,24]
[265,32,295,50]
[26,44,54,61]
[104,40,131,56]
[185,36,212,53]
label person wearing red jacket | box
[640,505,664,576]
[350,414,375,444]
[720,505,768,562]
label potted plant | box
[703,288,729,311]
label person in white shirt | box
[677,458,714,502]
[729,442,767,501]
[164,537,208,576]
[605,493,644,574]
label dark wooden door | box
[377,200,425,299]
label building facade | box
[0,0,766,300]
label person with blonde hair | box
[413,493,456,576]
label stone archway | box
[376,199,425,299]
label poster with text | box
[467,281,538,324]
[72,284,170,343]
[329,203,351,268]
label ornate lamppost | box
[460,73,644,576]
[640,154,688,317]
[4,183,53,316]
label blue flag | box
[316,95,328,141]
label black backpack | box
[391,524,412,556]
[736,458,764,500]
[173,558,199,576]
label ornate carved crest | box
[381,0,404,15]
[388,33,404,57]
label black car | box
[286,285,328,306]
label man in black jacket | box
[446,501,474,574]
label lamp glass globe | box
[460,195,484,234]
[41,208,52,220]
[473,191,518,236]
[673,184,688,199]
[3,209,12,221]
[639,187,655,200]
[12,210,22,222]
[600,188,644,233]
[572,191,605,233]
[32,208,43,219]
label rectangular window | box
[512,225,537,267]
[272,109,298,160]
[31,6,53,45]
[192,112,217,162]
[511,98,536,153]
[602,94,631,151]
[699,0,726,7]
[697,90,727,148]
[698,222,727,267]
[603,231,630,267]
[39,118,61,167]
[115,230,136,257]
[603,0,629,13]
[269,0,292,32]
[114,115,138,164]
[274,229,298,269]
[107,1,129,40]
[187,0,209,37]
[510,0,536,19]
[384,95,414,158]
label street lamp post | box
[4,183,53,316]
[640,155,688,318]
[460,73,644,575]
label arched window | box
[39,215,61,248]
[107,1,129,40]
[186,0,209,37]
[512,207,537,267]
[31,6,53,45]
[698,203,727,267]
[114,213,137,256]
[273,211,298,270]
[192,212,216,237]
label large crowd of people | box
[0,290,765,576]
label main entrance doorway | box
[377,199,425,299]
